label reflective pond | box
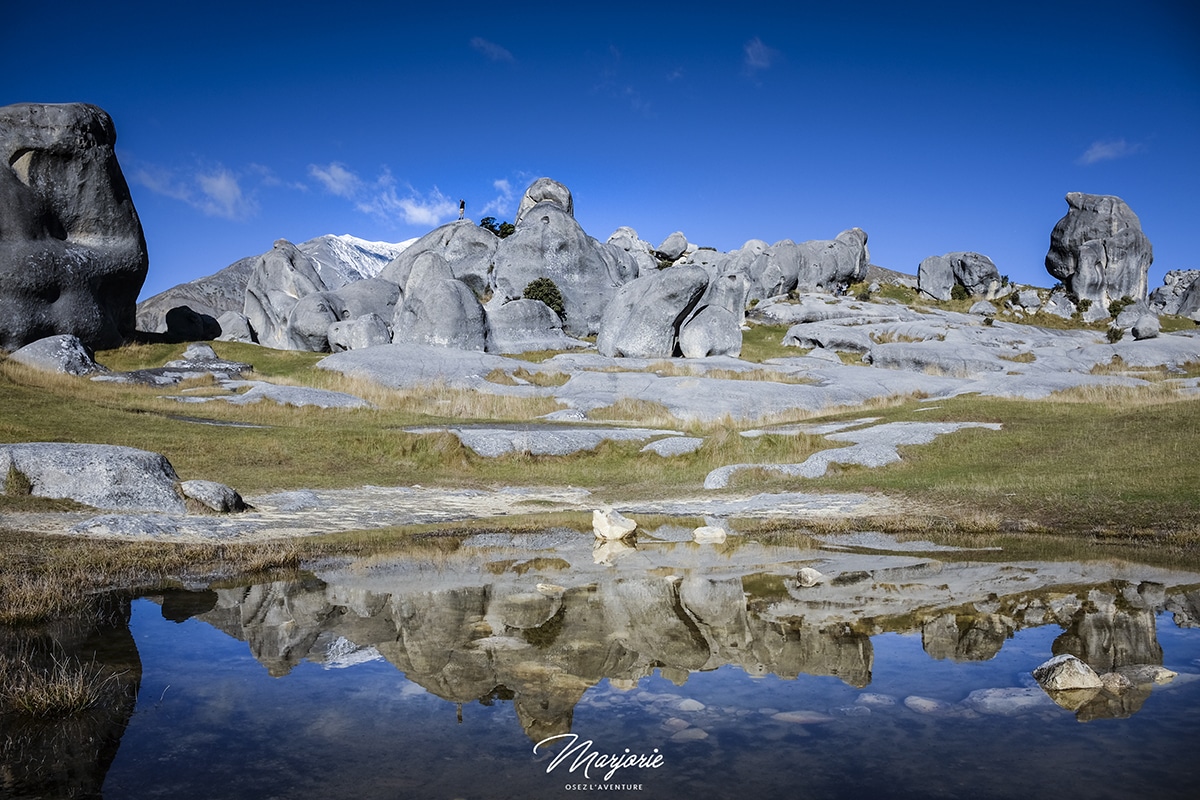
[5,527,1200,799]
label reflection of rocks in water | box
[748,620,873,688]
[1052,583,1163,673]
[0,594,141,799]
[1166,588,1200,628]
[922,612,1014,662]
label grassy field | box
[2,334,1199,626]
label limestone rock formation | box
[918,252,1000,300]
[379,220,497,297]
[516,177,574,223]
[392,256,486,350]
[795,228,870,293]
[484,298,585,354]
[181,479,249,512]
[328,313,392,351]
[606,227,658,275]
[284,291,349,351]
[1150,270,1200,315]
[492,200,635,337]
[0,102,148,350]
[597,264,709,357]
[8,334,106,375]
[243,239,330,349]
[1045,192,1153,307]
[679,305,742,358]
[655,231,689,261]
[0,442,186,512]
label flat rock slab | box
[168,380,372,409]
[624,491,897,518]
[705,421,1002,488]
[406,424,683,457]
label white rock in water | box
[772,709,835,724]
[1032,654,1103,691]
[692,525,727,543]
[797,567,825,587]
[593,508,637,540]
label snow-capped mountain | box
[297,234,417,288]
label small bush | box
[950,283,970,301]
[479,217,515,238]
[4,464,32,496]
[1106,326,1124,343]
[1108,295,1135,317]
[1077,298,1092,313]
[523,278,566,320]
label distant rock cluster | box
[3,102,1199,363]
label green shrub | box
[1106,326,1124,343]
[1108,295,1135,317]
[1077,298,1092,313]
[479,217,515,239]
[523,278,566,319]
[950,283,970,301]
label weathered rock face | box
[379,220,497,297]
[8,333,106,375]
[1149,269,1200,315]
[1045,192,1153,307]
[918,252,1000,300]
[484,298,583,354]
[243,239,330,349]
[285,291,349,351]
[679,305,742,358]
[492,202,634,337]
[328,313,392,352]
[392,259,487,350]
[597,264,709,357]
[796,228,870,293]
[656,231,689,261]
[0,103,148,351]
[607,226,658,274]
[0,442,186,512]
[516,177,573,223]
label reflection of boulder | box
[1052,590,1162,672]
[922,612,1014,662]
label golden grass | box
[0,644,123,717]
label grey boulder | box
[919,252,1000,299]
[379,220,496,297]
[679,305,742,358]
[181,479,249,513]
[492,200,634,337]
[917,255,955,301]
[0,443,186,513]
[516,177,574,223]
[8,334,106,375]
[485,298,586,354]
[606,227,657,275]
[597,264,710,358]
[1131,314,1160,340]
[0,103,148,351]
[795,228,870,293]
[216,311,256,343]
[164,305,221,341]
[328,313,393,352]
[243,239,330,349]
[656,231,689,261]
[392,260,486,350]
[1046,192,1153,308]
[1150,269,1200,315]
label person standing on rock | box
[458,199,465,220]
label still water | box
[7,527,1200,798]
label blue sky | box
[5,1,1198,300]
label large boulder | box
[0,443,186,513]
[491,200,634,337]
[0,103,148,351]
[333,277,402,321]
[1149,269,1200,315]
[516,177,573,223]
[679,305,741,358]
[606,227,657,275]
[655,231,689,261]
[795,228,870,293]
[1045,192,1153,307]
[328,313,393,352]
[284,291,349,351]
[392,255,487,350]
[484,298,584,354]
[8,334,106,375]
[243,239,330,349]
[597,264,709,357]
[919,252,1000,299]
[379,220,497,297]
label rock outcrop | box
[0,102,148,351]
[8,334,106,375]
[918,252,1000,300]
[597,265,709,357]
[0,442,186,512]
[243,240,330,349]
[1045,192,1152,307]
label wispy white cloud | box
[357,172,459,227]
[478,178,516,218]
[131,162,258,220]
[471,36,515,63]
[309,161,363,198]
[743,36,779,74]
[1077,138,1145,165]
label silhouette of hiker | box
[458,199,465,220]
